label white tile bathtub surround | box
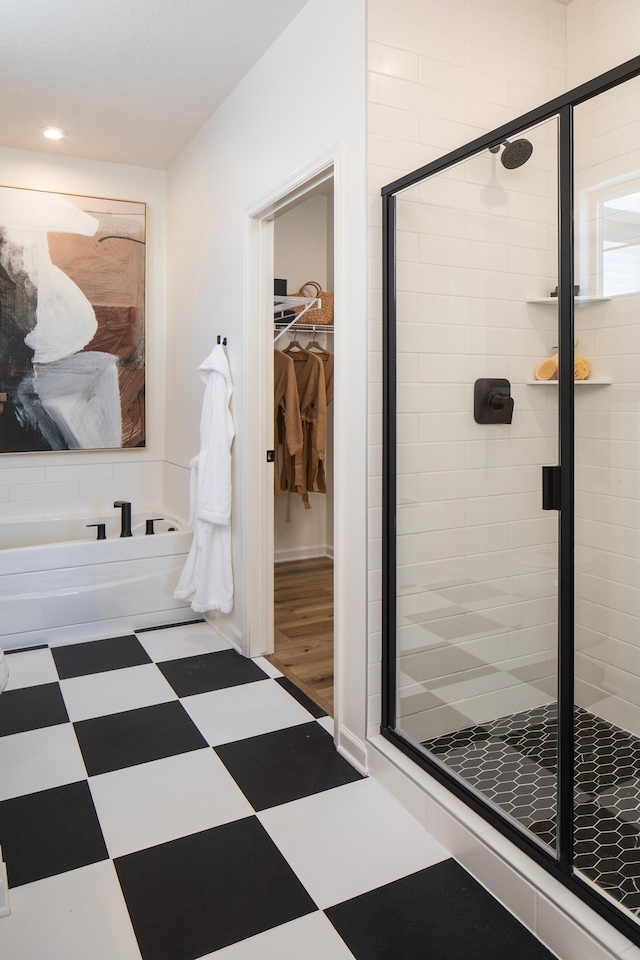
[0,459,167,522]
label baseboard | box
[205,613,243,654]
[0,606,194,651]
[274,544,333,563]
[336,725,367,775]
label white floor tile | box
[60,664,176,722]
[136,621,230,662]
[258,778,449,909]
[0,724,87,802]
[4,648,58,691]
[252,656,283,678]
[201,911,356,959]
[181,679,314,746]
[0,861,142,960]
[89,748,253,858]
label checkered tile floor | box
[0,623,556,960]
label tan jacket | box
[274,350,303,495]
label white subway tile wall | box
[0,460,192,529]
[368,0,567,745]
[369,0,640,747]
[572,57,640,736]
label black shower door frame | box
[381,54,640,946]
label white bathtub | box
[0,511,195,650]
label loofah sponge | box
[535,354,558,380]
[574,356,590,380]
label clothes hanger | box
[282,331,309,356]
[305,327,330,358]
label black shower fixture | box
[489,138,534,168]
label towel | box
[174,343,235,613]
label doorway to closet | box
[267,181,335,716]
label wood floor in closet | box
[268,556,334,716]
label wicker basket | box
[293,281,334,325]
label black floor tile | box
[0,682,68,737]
[52,634,151,679]
[215,721,362,811]
[74,700,208,776]
[158,649,268,697]
[0,780,108,887]
[115,817,317,960]
[134,619,205,633]
[4,644,49,655]
[275,675,327,718]
[326,859,556,960]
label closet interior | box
[268,182,335,716]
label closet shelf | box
[274,295,323,343]
[274,295,321,311]
[275,322,334,333]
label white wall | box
[367,0,568,740]
[166,0,367,750]
[0,146,167,520]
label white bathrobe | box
[174,343,235,613]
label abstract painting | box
[0,186,146,452]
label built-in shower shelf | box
[527,297,611,304]
[526,379,611,385]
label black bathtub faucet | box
[86,523,107,540]
[113,501,133,538]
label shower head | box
[489,138,534,169]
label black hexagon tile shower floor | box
[423,703,640,915]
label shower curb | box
[367,735,640,960]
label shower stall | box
[381,56,640,943]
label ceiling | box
[0,0,309,170]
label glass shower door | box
[572,73,640,917]
[392,115,561,853]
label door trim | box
[245,148,349,740]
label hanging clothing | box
[280,350,325,510]
[174,343,235,613]
[274,350,303,495]
[308,349,333,494]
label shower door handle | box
[542,465,560,510]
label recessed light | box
[42,127,65,140]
